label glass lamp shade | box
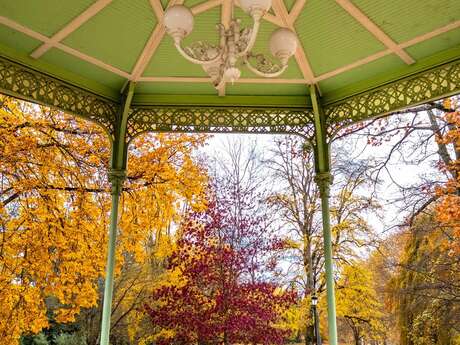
[311,296,318,306]
[269,28,297,63]
[239,0,272,16]
[163,5,194,41]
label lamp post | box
[311,294,322,345]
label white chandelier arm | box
[174,41,223,65]
[237,19,261,57]
[243,55,288,77]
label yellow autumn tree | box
[0,96,207,344]
[334,261,385,345]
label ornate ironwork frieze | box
[324,59,460,135]
[127,106,315,141]
[0,57,118,135]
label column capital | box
[108,168,126,195]
[314,171,333,197]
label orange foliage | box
[435,98,460,255]
[0,96,207,344]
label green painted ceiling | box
[0,0,459,104]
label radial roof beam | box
[272,0,315,84]
[0,15,130,78]
[216,0,234,96]
[30,0,113,59]
[335,0,415,65]
[130,0,184,81]
[314,19,460,82]
[192,0,222,15]
[288,0,306,24]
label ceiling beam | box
[271,0,315,83]
[288,0,307,24]
[30,0,112,59]
[400,20,460,49]
[0,15,130,78]
[335,0,415,64]
[314,19,460,82]
[192,0,223,15]
[218,0,234,96]
[130,0,183,81]
[149,0,165,20]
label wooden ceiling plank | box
[130,0,184,81]
[288,0,306,24]
[192,0,223,15]
[335,0,415,65]
[30,0,112,59]
[272,0,315,83]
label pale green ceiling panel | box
[0,0,94,36]
[226,83,306,96]
[405,28,460,61]
[136,82,217,94]
[319,54,405,98]
[0,25,41,54]
[295,0,385,76]
[41,48,126,91]
[63,0,156,72]
[352,0,460,44]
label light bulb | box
[164,5,194,43]
[269,28,297,64]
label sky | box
[199,119,441,238]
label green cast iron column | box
[310,85,338,345]
[99,169,125,345]
[99,82,135,345]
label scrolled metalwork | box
[127,106,315,141]
[0,56,118,135]
[324,59,460,135]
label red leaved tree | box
[145,196,296,345]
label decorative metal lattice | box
[0,57,118,135]
[127,106,315,142]
[324,60,460,135]
[2,55,460,143]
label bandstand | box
[0,0,459,344]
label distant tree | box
[265,136,379,344]
[145,199,296,345]
[145,138,296,345]
[335,262,385,345]
[0,96,207,343]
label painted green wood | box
[295,0,385,76]
[0,0,95,36]
[352,0,460,43]
[63,0,158,72]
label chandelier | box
[163,0,298,93]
